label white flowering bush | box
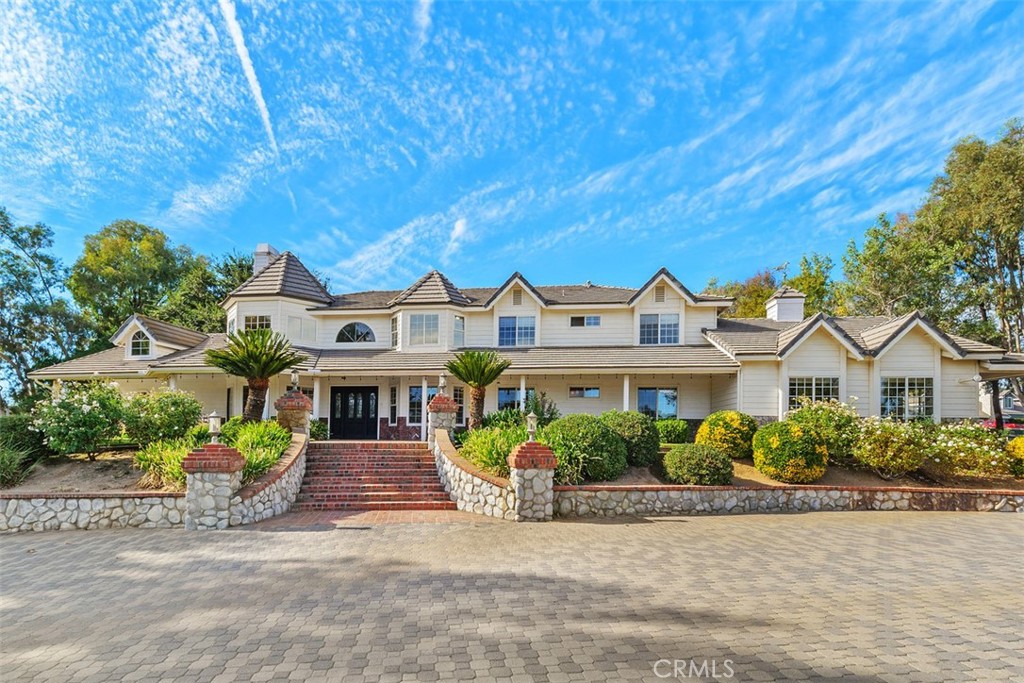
[924,422,1011,476]
[32,381,125,460]
[785,398,861,467]
[852,417,927,479]
[123,389,203,446]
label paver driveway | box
[1,512,1022,682]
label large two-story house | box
[30,244,1024,440]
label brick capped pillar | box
[182,444,245,531]
[507,442,556,522]
[427,394,458,449]
[275,389,313,435]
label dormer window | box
[654,285,666,303]
[337,322,375,343]
[130,331,151,357]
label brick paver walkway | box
[1,512,1021,682]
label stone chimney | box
[253,243,279,275]
[765,286,806,322]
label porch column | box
[519,375,527,410]
[622,375,630,411]
[262,378,272,420]
[312,377,322,420]
[420,376,428,441]
[168,375,177,390]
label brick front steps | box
[294,441,456,511]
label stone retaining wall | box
[433,430,515,520]
[554,484,1024,517]
[229,433,307,526]
[0,492,186,532]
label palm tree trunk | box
[469,386,486,430]
[244,378,270,422]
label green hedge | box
[599,410,660,466]
[663,444,733,485]
[542,414,627,484]
[656,419,690,445]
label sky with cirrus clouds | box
[1,0,1022,294]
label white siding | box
[541,310,634,347]
[786,329,843,375]
[711,374,738,412]
[879,327,936,375]
[684,308,718,344]
[846,360,871,414]
[740,361,778,417]
[678,375,712,418]
[463,311,492,347]
[941,358,981,419]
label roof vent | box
[654,285,666,303]
[512,288,523,306]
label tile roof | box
[132,314,209,348]
[29,347,157,378]
[227,252,333,304]
[389,271,472,306]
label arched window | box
[336,322,376,343]
[130,331,151,356]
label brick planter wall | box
[432,429,515,520]
[0,492,186,533]
[553,484,1024,517]
[229,433,308,526]
[379,417,422,441]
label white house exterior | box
[30,244,1024,440]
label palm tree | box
[205,329,306,422]
[445,350,512,429]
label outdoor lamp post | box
[208,411,223,444]
[438,371,447,395]
[527,411,538,442]
[290,368,299,391]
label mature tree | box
[0,208,91,409]
[784,253,838,316]
[445,350,512,429]
[704,266,785,318]
[154,252,255,333]
[68,220,194,336]
[205,329,306,422]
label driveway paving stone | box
[0,512,1021,682]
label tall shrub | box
[752,421,828,484]
[695,411,759,459]
[852,418,928,479]
[32,381,125,460]
[541,414,627,484]
[656,419,690,445]
[123,389,203,446]
[599,410,660,466]
[460,425,528,478]
[785,399,860,466]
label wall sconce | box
[526,411,538,442]
[208,411,223,444]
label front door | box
[330,386,378,439]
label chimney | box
[765,286,806,322]
[253,243,279,275]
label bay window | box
[409,314,439,345]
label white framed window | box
[408,385,438,424]
[569,387,601,399]
[390,316,399,348]
[497,387,535,410]
[389,386,398,425]
[637,388,677,419]
[881,377,934,421]
[244,315,271,330]
[454,315,465,348]
[570,315,601,327]
[409,314,439,345]
[788,377,840,409]
[336,322,375,343]
[639,313,679,345]
[454,386,465,425]
[130,331,151,357]
[498,316,535,346]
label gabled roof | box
[388,270,472,306]
[483,272,548,308]
[776,313,864,360]
[627,267,733,306]
[227,252,333,304]
[854,311,963,357]
[110,314,208,349]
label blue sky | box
[2,0,1022,294]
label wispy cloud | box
[217,0,278,154]
[413,0,434,51]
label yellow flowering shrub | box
[1007,436,1024,478]
[752,421,828,483]
[694,410,759,459]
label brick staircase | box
[294,441,456,511]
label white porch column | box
[519,375,527,410]
[168,375,177,390]
[622,375,630,411]
[262,377,272,419]
[420,376,428,441]
[312,377,322,420]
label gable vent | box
[512,288,523,306]
[654,285,666,303]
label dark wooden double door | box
[329,386,378,440]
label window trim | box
[243,315,272,331]
[408,385,438,425]
[570,315,601,328]
[639,313,679,345]
[637,387,678,420]
[409,313,440,346]
[787,376,840,410]
[880,376,935,421]
[453,315,465,348]
[336,322,376,343]
[390,316,399,348]
[454,386,466,425]
[129,330,151,357]
[497,315,536,347]
[569,387,601,399]
[389,386,398,425]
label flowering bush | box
[852,418,928,479]
[694,411,759,459]
[663,444,733,485]
[32,381,125,460]
[122,389,203,446]
[752,421,828,483]
[924,422,1011,476]
[786,399,860,467]
[1007,436,1024,477]
[460,425,528,478]
[599,410,661,466]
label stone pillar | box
[274,388,313,434]
[182,444,245,531]
[507,442,556,522]
[427,394,458,450]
